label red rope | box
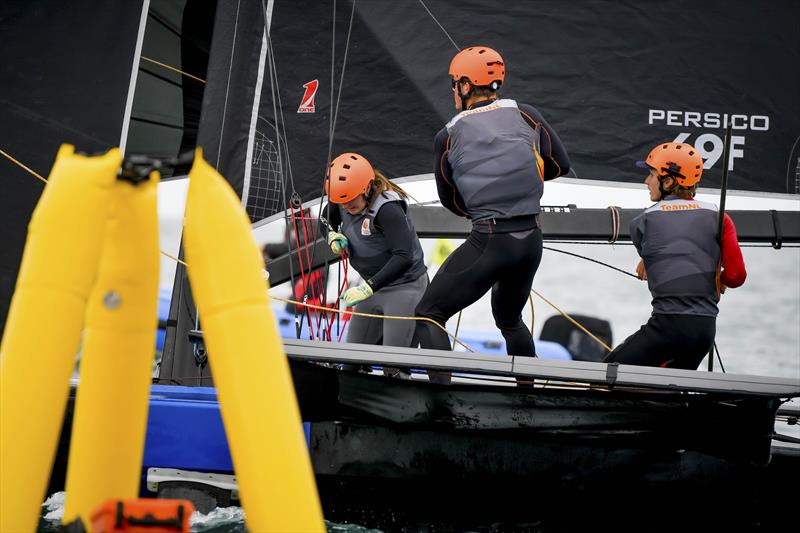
[289,205,315,340]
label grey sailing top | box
[336,190,427,290]
[631,196,722,317]
[434,99,571,222]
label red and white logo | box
[297,79,318,113]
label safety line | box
[543,246,639,279]
[140,56,206,84]
[271,295,474,352]
[531,289,613,353]
[1,149,47,183]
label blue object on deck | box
[143,386,231,473]
[156,291,572,360]
[142,385,309,484]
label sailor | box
[604,142,747,369]
[323,152,428,378]
[415,46,571,383]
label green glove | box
[327,231,348,255]
[340,283,373,307]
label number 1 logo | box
[297,80,318,114]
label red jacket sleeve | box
[720,213,746,288]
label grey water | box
[38,244,799,532]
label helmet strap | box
[658,175,676,199]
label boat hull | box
[47,360,798,530]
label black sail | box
[239,0,800,225]
[0,0,146,332]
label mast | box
[708,124,733,372]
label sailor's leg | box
[415,231,496,351]
[382,275,428,347]
[490,229,543,357]
[380,275,428,378]
[343,300,383,372]
[603,314,671,367]
[661,315,716,369]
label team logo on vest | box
[361,218,371,236]
[297,79,318,113]
[660,203,701,211]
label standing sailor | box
[323,152,428,378]
[415,46,571,382]
[604,142,747,369]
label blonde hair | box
[367,169,411,205]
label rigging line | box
[302,0,357,318]
[786,135,800,194]
[543,246,639,280]
[272,295,475,352]
[546,241,636,246]
[140,66,185,89]
[529,293,535,336]
[4,148,196,266]
[258,3,300,336]
[214,0,243,169]
[742,243,799,248]
[140,56,206,84]
[713,342,726,373]
[531,289,613,353]
[451,310,462,351]
[0,149,47,183]
[263,29,298,194]
[417,0,460,51]
[161,250,187,266]
[329,0,337,144]
[327,0,357,162]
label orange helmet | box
[449,46,505,89]
[325,152,375,204]
[638,142,704,187]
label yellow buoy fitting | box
[183,149,324,532]
[0,145,121,533]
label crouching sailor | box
[604,142,747,369]
[323,152,428,378]
[414,46,571,382]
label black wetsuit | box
[415,99,571,358]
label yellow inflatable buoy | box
[0,145,121,533]
[183,150,324,532]
[430,238,456,267]
[62,171,160,526]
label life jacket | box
[445,99,545,222]
[631,196,721,316]
[339,190,426,287]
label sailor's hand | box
[340,283,373,307]
[327,231,348,255]
[636,259,647,280]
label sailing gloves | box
[341,283,373,307]
[327,231,348,255]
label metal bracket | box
[146,467,239,500]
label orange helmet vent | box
[449,46,505,88]
[325,152,375,204]
[645,142,704,187]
